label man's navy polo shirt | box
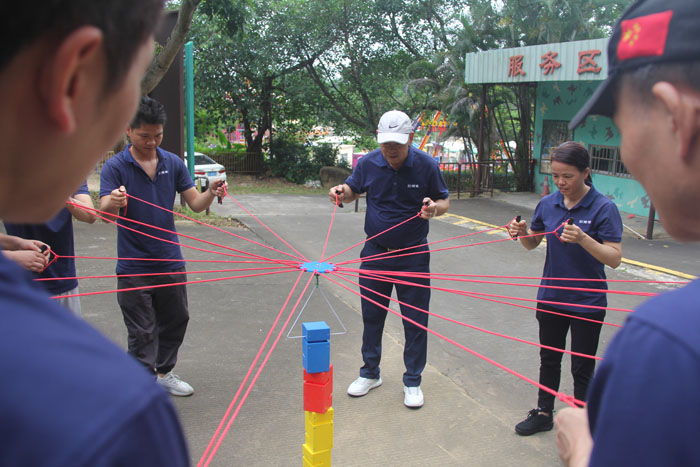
[587,279,700,465]
[346,147,449,249]
[100,146,194,275]
[0,253,189,465]
[4,181,89,295]
[530,184,622,313]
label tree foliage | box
[187,0,633,187]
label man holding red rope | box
[100,96,226,397]
[555,0,700,465]
[329,110,449,408]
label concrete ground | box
[65,191,698,466]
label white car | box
[184,152,227,186]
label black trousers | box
[536,303,605,412]
[117,267,189,374]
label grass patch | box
[172,205,245,228]
[228,175,324,195]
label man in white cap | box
[555,0,700,465]
[329,110,449,408]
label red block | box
[304,378,332,414]
[304,364,333,385]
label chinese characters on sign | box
[577,50,602,74]
[508,49,602,77]
[508,55,526,77]
[540,51,561,75]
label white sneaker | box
[157,372,194,396]
[404,386,424,408]
[347,376,382,396]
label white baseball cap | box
[377,110,413,144]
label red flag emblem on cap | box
[617,10,673,61]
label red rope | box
[198,271,315,467]
[68,202,295,266]
[59,255,296,266]
[330,271,602,360]
[344,267,633,314]
[323,271,584,408]
[218,191,309,261]
[337,221,513,266]
[322,212,422,262]
[334,225,562,267]
[51,269,297,299]
[106,195,307,262]
[35,265,295,282]
[337,266,658,298]
[338,269,619,328]
[320,196,340,261]
[350,270,687,285]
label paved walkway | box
[62,190,699,466]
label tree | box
[191,0,334,158]
[141,0,204,95]
[408,0,633,192]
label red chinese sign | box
[508,55,526,77]
[504,49,603,77]
[577,49,602,74]
[539,51,561,75]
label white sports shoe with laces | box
[403,386,424,408]
[347,376,382,396]
[157,372,194,396]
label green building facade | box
[465,39,651,216]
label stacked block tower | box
[302,321,333,467]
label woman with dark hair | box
[508,141,623,436]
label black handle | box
[335,189,344,208]
[512,215,522,240]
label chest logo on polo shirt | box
[578,219,592,225]
[407,184,420,189]
[158,170,169,176]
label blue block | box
[303,340,330,373]
[302,322,330,343]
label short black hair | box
[551,141,590,173]
[1,1,163,92]
[619,60,700,103]
[130,96,167,129]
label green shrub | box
[268,136,316,184]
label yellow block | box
[306,407,334,425]
[305,419,333,451]
[303,458,323,467]
[302,443,331,466]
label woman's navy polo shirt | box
[530,184,622,313]
[4,181,90,295]
[100,146,194,275]
[345,147,449,249]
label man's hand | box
[109,186,128,209]
[4,249,48,272]
[329,185,345,206]
[210,180,227,202]
[420,198,437,220]
[554,407,593,467]
[209,180,228,198]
